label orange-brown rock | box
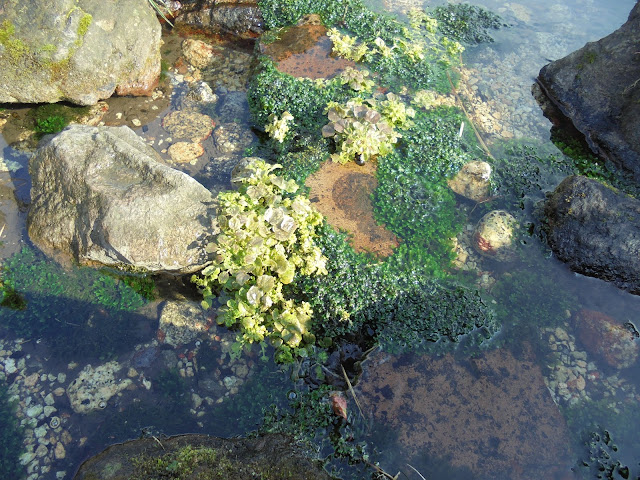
[261,16,354,79]
[356,347,573,479]
[305,160,399,257]
[572,309,639,369]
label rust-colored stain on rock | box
[263,24,354,79]
[356,347,574,479]
[305,160,399,257]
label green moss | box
[431,3,505,45]
[28,103,90,138]
[0,381,25,479]
[77,13,93,37]
[0,20,29,62]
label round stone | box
[162,111,214,143]
[447,160,492,202]
[167,142,205,164]
[473,210,517,261]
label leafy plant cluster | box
[430,3,505,45]
[0,247,152,360]
[192,159,327,363]
[0,382,24,479]
[321,94,411,164]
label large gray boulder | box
[0,0,161,105]
[536,3,640,180]
[28,125,217,274]
[544,175,640,294]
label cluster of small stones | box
[0,339,73,480]
[541,322,640,409]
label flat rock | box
[0,0,161,105]
[73,433,331,480]
[67,361,132,414]
[28,125,217,274]
[356,347,573,478]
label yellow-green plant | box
[193,159,327,361]
[264,111,294,143]
[339,67,375,92]
[321,94,414,164]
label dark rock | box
[73,433,332,480]
[0,0,161,105]
[176,0,264,38]
[544,175,640,294]
[28,125,217,274]
[572,309,639,369]
[536,4,640,180]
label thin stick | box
[340,363,364,420]
[151,435,165,450]
[365,460,400,480]
[0,223,5,238]
[446,70,495,161]
[407,464,427,480]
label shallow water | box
[1,0,640,479]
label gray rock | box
[536,3,640,180]
[0,0,161,106]
[544,175,640,294]
[28,125,217,274]
[176,0,264,38]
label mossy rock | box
[73,433,332,480]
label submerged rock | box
[28,125,217,274]
[572,309,639,369]
[544,175,640,294]
[472,210,517,261]
[536,3,640,180]
[67,361,132,414]
[73,433,331,480]
[356,347,573,478]
[0,0,161,105]
[158,301,210,347]
[447,160,492,202]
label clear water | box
[1,0,639,479]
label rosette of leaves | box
[322,99,400,164]
[193,159,327,361]
[339,67,374,92]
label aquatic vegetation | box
[28,103,90,138]
[265,111,295,143]
[322,98,400,164]
[412,89,438,109]
[338,67,374,92]
[326,28,368,61]
[430,3,505,45]
[0,382,24,479]
[574,427,640,480]
[192,160,327,362]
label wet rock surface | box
[305,160,399,257]
[175,0,264,38]
[73,433,331,480]
[536,3,640,180]
[0,0,161,105]
[356,347,574,478]
[447,160,492,202]
[544,175,640,294]
[262,15,355,79]
[572,309,639,369]
[28,125,217,274]
[472,209,517,261]
[158,301,210,347]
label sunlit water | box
[1,0,639,479]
